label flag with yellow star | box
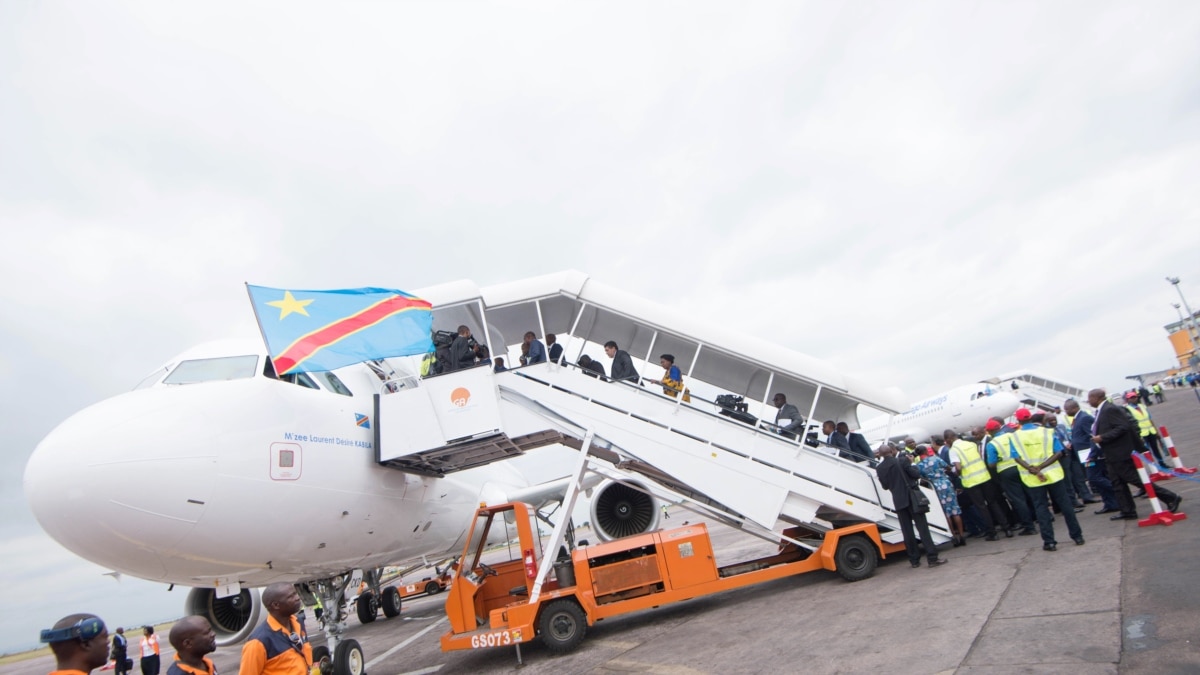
[246,284,434,374]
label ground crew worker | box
[1010,414,1084,551]
[1153,382,1165,403]
[139,626,161,675]
[1124,392,1165,464]
[239,583,313,675]
[166,617,217,675]
[983,418,1037,536]
[41,613,110,675]
[946,429,1010,540]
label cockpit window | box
[281,371,319,389]
[163,356,259,385]
[316,371,353,397]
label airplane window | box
[133,367,168,390]
[316,372,353,397]
[163,356,259,385]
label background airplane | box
[857,383,1021,444]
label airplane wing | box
[504,472,605,512]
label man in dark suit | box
[604,341,639,383]
[876,443,947,568]
[1089,388,1182,519]
[547,333,564,365]
[837,422,874,462]
[1064,399,1119,514]
[577,354,605,378]
[821,420,851,456]
[112,626,129,675]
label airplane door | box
[950,396,964,418]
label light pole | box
[1174,302,1186,324]
[1167,276,1200,368]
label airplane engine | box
[184,587,263,646]
[589,479,661,541]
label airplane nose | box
[992,391,1021,417]
[25,389,218,580]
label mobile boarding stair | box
[374,362,951,552]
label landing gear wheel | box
[355,591,377,624]
[424,581,440,596]
[311,645,331,675]
[538,599,586,654]
[834,534,877,582]
[333,638,365,675]
[381,586,401,618]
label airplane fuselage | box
[858,384,1020,444]
[24,345,523,590]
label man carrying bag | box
[876,442,947,569]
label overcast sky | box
[3,0,1198,655]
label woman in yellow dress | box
[652,354,691,403]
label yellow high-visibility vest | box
[1013,427,1065,488]
[989,434,1020,473]
[1127,405,1155,437]
[953,439,991,488]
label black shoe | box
[1073,501,1085,508]
[1073,506,1085,513]
[1004,528,1014,538]
[1018,528,1037,536]
[1083,498,1101,504]
[1095,507,1118,514]
[1168,496,1183,513]
[911,560,921,568]
[927,559,948,568]
[952,536,964,547]
[1043,543,1057,551]
[1111,514,1138,520]
[1073,537,1085,546]
[985,532,999,541]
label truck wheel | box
[382,586,401,618]
[333,639,365,675]
[356,591,377,624]
[425,581,440,595]
[834,534,877,582]
[538,599,587,653]
[312,646,331,675]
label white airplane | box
[22,338,638,659]
[24,271,909,673]
[856,383,1021,444]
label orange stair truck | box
[440,501,904,658]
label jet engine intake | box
[589,479,661,541]
[184,587,263,646]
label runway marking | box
[364,616,448,670]
[397,667,444,675]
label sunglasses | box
[40,617,106,644]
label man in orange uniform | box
[239,583,313,675]
[166,616,218,675]
[41,613,110,675]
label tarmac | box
[6,388,1200,674]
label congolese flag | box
[246,285,434,375]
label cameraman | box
[448,325,478,372]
